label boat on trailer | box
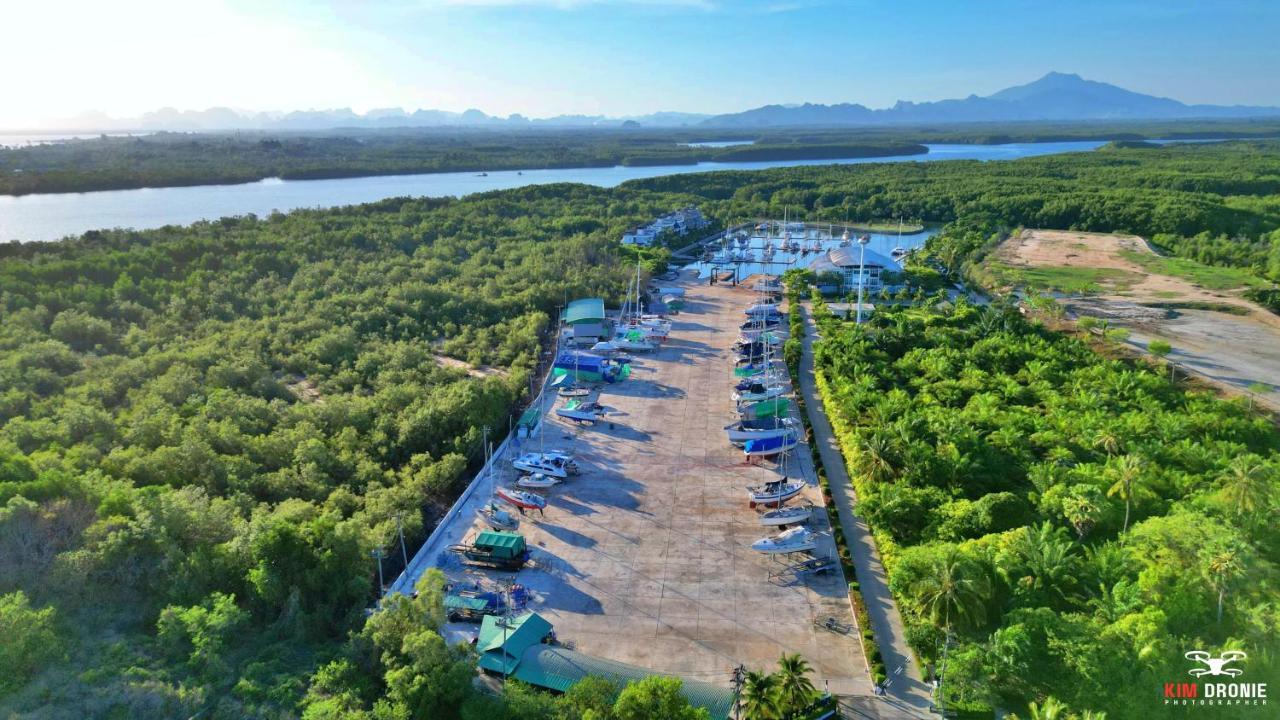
[511,451,579,478]
[759,504,811,526]
[751,526,816,554]
[747,478,805,507]
[496,486,547,511]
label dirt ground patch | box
[434,354,508,379]
[993,229,1280,407]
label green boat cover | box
[474,531,526,558]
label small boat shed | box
[563,298,608,343]
[476,613,733,720]
[516,407,541,439]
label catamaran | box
[759,504,812,526]
[512,451,579,478]
[725,416,796,444]
[751,526,816,554]
[743,431,799,458]
[747,478,805,507]
[496,486,547,511]
[556,399,605,425]
[516,472,561,489]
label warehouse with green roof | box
[475,612,733,720]
[562,297,609,344]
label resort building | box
[808,245,902,292]
[621,206,708,246]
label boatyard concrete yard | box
[432,268,868,696]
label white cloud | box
[416,0,716,9]
[0,0,396,128]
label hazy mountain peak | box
[703,72,1280,127]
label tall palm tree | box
[1204,544,1245,625]
[740,670,782,720]
[1105,454,1150,537]
[1220,455,1273,523]
[774,654,817,718]
[912,547,991,632]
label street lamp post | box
[856,234,870,324]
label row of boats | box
[725,288,821,557]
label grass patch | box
[1141,301,1251,316]
[1151,289,1181,299]
[983,260,1141,293]
[1119,249,1265,290]
[845,220,926,234]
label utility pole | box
[856,233,870,324]
[395,514,408,568]
[372,547,386,594]
[731,664,746,720]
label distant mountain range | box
[701,73,1280,127]
[49,107,713,132]
[35,73,1280,133]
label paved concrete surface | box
[437,270,868,696]
[799,302,936,718]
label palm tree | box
[1062,484,1102,540]
[912,548,991,632]
[1105,454,1149,537]
[1007,522,1079,605]
[740,670,782,720]
[774,654,818,717]
[1220,455,1273,523]
[911,547,991,711]
[1092,428,1122,458]
[856,433,897,484]
[1203,544,1245,625]
[1027,696,1069,720]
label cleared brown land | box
[993,229,1280,407]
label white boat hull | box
[748,481,804,507]
[751,528,816,554]
[759,506,811,526]
[726,425,795,444]
[496,487,546,510]
[733,386,786,404]
[512,453,578,478]
[517,473,561,489]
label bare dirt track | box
[993,229,1280,407]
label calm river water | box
[0,141,1108,242]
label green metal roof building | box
[563,298,606,325]
[475,612,733,720]
[477,612,554,675]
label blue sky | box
[4,0,1278,127]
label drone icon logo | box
[1185,650,1247,678]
